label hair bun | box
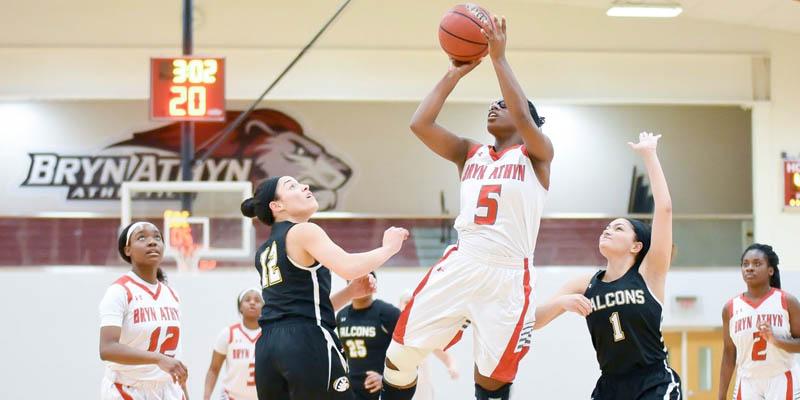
[241,198,257,218]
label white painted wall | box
[0,101,751,216]
[0,266,796,400]
[751,36,800,270]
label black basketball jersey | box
[584,265,668,375]
[256,221,336,330]
[336,299,401,399]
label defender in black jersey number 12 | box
[241,176,409,400]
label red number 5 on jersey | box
[474,185,502,225]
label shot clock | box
[150,57,225,121]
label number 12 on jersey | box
[474,185,502,225]
[260,242,283,288]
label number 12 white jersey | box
[453,144,547,260]
[99,272,182,385]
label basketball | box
[438,3,494,62]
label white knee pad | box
[383,342,428,387]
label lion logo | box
[109,108,353,210]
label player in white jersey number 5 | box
[382,15,552,400]
[99,222,188,400]
[720,244,800,400]
[204,288,264,400]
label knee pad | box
[383,342,427,387]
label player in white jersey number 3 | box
[99,222,188,400]
[204,288,264,400]
[381,15,552,400]
[720,244,800,400]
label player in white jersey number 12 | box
[381,15,553,400]
[99,222,188,400]
[720,244,800,400]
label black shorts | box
[592,361,682,400]
[255,319,353,400]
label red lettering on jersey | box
[488,167,501,179]
[232,348,251,359]
[735,316,753,334]
[135,307,158,323]
[475,165,487,179]
[462,164,488,181]
[755,314,784,328]
[502,164,513,179]
[461,164,473,181]
[158,307,178,321]
[514,165,525,181]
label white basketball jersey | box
[213,323,261,400]
[99,272,182,385]
[728,288,795,379]
[453,144,547,259]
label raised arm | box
[287,223,409,280]
[409,61,481,170]
[482,17,553,168]
[533,274,593,330]
[634,132,673,302]
[718,303,736,400]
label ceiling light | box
[607,2,683,18]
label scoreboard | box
[785,160,800,209]
[150,57,225,121]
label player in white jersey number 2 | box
[99,222,188,400]
[381,16,552,400]
[720,244,800,400]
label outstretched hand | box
[480,15,506,60]
[347,274,377,299]
[628,131,661,155]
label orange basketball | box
[438,3,494,62]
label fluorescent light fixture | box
[607,2,683,18]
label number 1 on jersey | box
[474,185,502,225]
[610,312,626,342]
